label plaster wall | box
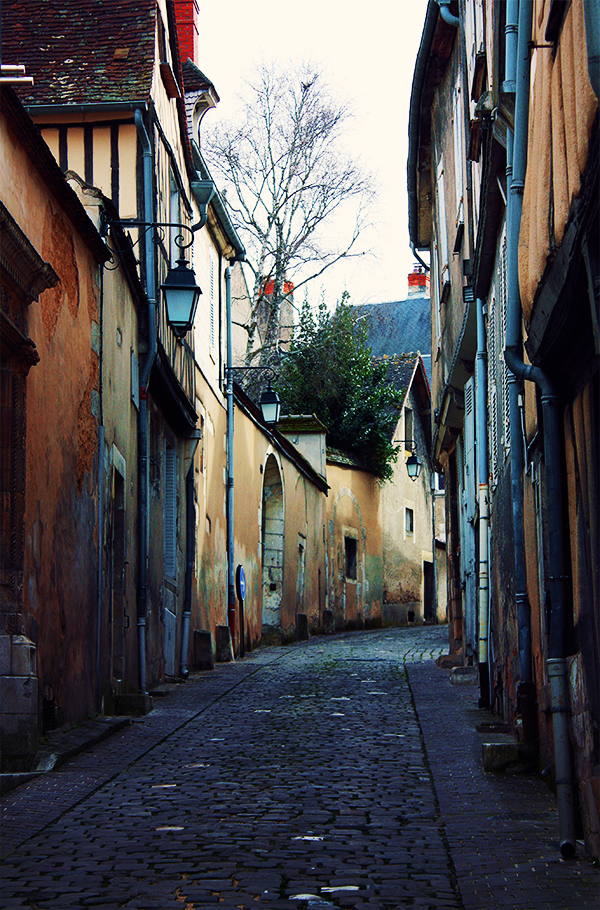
[519,0,597,322]
[326,463,383,629]
[0,116,104,729]
[189,372,228,648]
[230,412,327,648]
[382,400,436,625]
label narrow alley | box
[1,627,597,910]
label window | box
[436,156,449,273]
[453,81,464,219]
[487,228,510,489]
[344,536,357,580]
[405,508,414,535]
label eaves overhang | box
[473,133,506,299]
[432,291,477,467]
[0,200,59,303]
[407,0,458,252]
[151,342,198,437]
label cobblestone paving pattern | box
[1,627,599,910]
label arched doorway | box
[261,454,284,629]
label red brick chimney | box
[407,265,430,297]
[174,0,199,64]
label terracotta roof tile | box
[1,0,155,106]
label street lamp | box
[397,440,423,480]
[228,365,282,426]
[160,257,202,337]
[100,210,207,337]
[406,451,422,480]
[259,382,281,425]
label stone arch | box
[261,453,284,628]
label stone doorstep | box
[436,652,464,670]
[449,666,479,685]
[481,737,538,773]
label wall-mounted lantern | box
[160,257,202,337]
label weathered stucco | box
[519,0,597,321]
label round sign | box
[236,564,246,601]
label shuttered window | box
[463,377,476,522]
[209,254,216,349]
[487,228,510,490]
[164,446,177,578]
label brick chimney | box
[407,265,430,297]
[174,0,199,64]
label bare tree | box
[204,60,374,364]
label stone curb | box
[0,716,132,795]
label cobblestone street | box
[1,627,598,909]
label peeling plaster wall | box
[519,0,597,321]
[191,374,228,646]
[24,211,101,728]
[229,412,327,649]
[326,464,383,630]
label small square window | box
[344,536,357,580]
[405,508,414,535]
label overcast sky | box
[197,0,428,308]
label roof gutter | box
[25,101,149,117]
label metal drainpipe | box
[504,0,576,857]
[225,266,236,652]
[179,459,195,678]
[476,297,491,708]
[134,107,157,694]
[96,261,105,713]
[504,0,535,724]
[436,0,460,29]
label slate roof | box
[182,59,218,96]
[354,294,432,382]
[1,0,156,106]
[377,352,420,402]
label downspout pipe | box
[179,458,195,678]
[435,0,459,29]
[135,107,157,695]
[476,297,491,708]
[225,266,236,652]
[504,0,576,857]
[96,254,105,713]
